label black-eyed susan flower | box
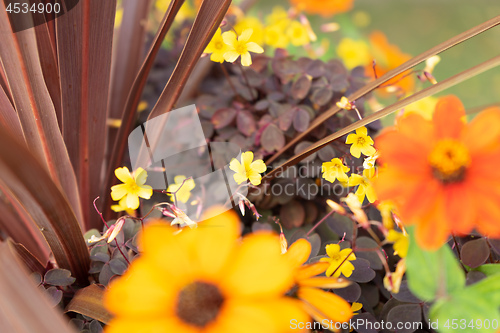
[345,126,376,158]
[166,175,195,204]
[110,167,153,210]
[285,239,353,325]
[204,28,229,63]
[348,168,377,204]
[386,229,409,258]
[322,158,350,183]
[373,95,500,249]
[222,29,264,67]
[229,151,267,186]
[320,244,356,278]
[104,208,309,332]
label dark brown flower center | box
[176,281,225,328]
[428,139,470,184]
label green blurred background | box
[248,0,500,113]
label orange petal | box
[475,197,500,237]
[443,184,475,235]
[415,198,451,250]
[221,232,294,298]
[433,95,465,139]
[295,262,329,281]
[105,317,199,333]
[285,238,312,268]
[396,113,434,141]
[297,287,353,323]
[212,298,309,333]
[299,276,351,289]
[463,107,500,153]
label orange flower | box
[365,31,414,96]
[372,95,500,249]
[289,0,354,17]
[285,239,353,326]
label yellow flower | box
[265,6,289,25]
[229,151,267,186]
[285,239,353,325]
[204,28,229,63]
[351,302,363,315]
[286,21,310,47]
[337,38,371,70]
[111,167,153,210]
[363,151,379,169]
[222,29,264,67]
[234,17,264,45]
[384,258,406,293]
[264,24,289,49]
[345,126,376,158]
[111,197,137,215]
[348,168,377,204]
[377,200,396,230]
[104,208,309,332]
[386,229,409,258]
[321,158,350,183]
[155,0,195,21]
[320,244,356,278]
[336,96,354,110]
[167,175,195,204]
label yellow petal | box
[233,172,248,185]
[295,262,329,281]
[247,173,262,186]
[115,167,133,183]
[348,174,363,187]
[250,159,267,173]
[240,52,252,66]
[298,287,353,323]
[222,232,294,298]
[229,158,242,173]
[285,238,311,268]
[137,185,153,200]
[222,30,237,47]
[246,42,264,53]
[134,167,148,185]
[356,126,368,136]
[345,133,357,144]
[241,151,254,169]
[223,50,240,63]
[350,145,362,158]
[126,194,140,210]
[111,184,128,201]
[325,244,340,258]
[238,28,253,43]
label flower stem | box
[237,63,256,100]
[306,210,335,237]
[219,63,239,97]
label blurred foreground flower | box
[229,151,267,186]
[289,0,354,17]
[105,208,309,332]
[110,167,153,210]
[373,95,500,249]
[285,239,353,325]
[320,244,356,278]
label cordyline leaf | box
[102,0,185,219]
[7,240,46,276]
[56,0,116,230]
[265,15,500,167]
[65,284,113,324]
[0,242,76,333]
[0,83,24,143]
[0,127,90,285]
[0,3,83,225]
[33,16,62,130]
[264,54,500,181]
[108,0,153,147]
[0,183,50,262]
[134,0,233,173]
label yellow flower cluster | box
[204,28,264,66]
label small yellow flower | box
[348,168,377,204]
[286,21,310,46]
[346,126,376,158]
[336,96,354,110]
[234,17,265,45]
[111,197,137,215]
[264,23,289,48]
[363,151,379,169]
[229,151,267,186]
[111,167,153,210]
[166,175,195,204]
[322,158,350,183]
[337,38,371,69]
[384,258,406,293]
[265,6,289,25]
[377,200,396,230]
[204,28,229,63]
[222,29,264,66]
[351,302,363,315]
[320,244,356,278]
[386,229,409,258]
